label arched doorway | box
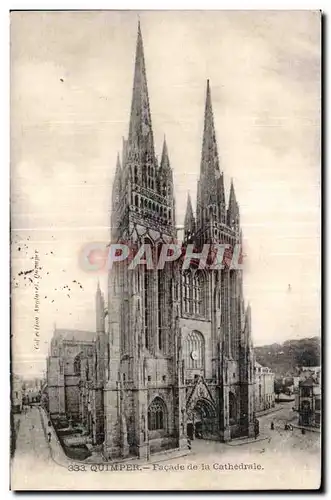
[187,399,216,440]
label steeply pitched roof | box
[53,329,96,343]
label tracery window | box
[184,331,205,370]
[192,271,206,316]
[192,272,202,315]
[148,397,166,431]
[182,272,191,314]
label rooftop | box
[53,328,96,343]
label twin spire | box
[124,22,240,238]
[185,79,239,239]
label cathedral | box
[97,22,256,460]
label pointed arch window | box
[148,397,166,431]
[192,271,206,316]
[182,272,191,314]
[184,331,205,370]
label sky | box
[10,10,321,378]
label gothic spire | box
[216,172,226,208]
[227,179,240,228]
[111,153,122,239]
[160,136,171,172]
[200,80,220,178]
[184,193,196,241]
[197,79,225,219]
[128,21,154,156]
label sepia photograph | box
[10,10,321,491]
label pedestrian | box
[270,422,274,431]
[48,420,51,427]
[301,428,305,435]
[48,432,52,443]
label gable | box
[186,375,215,411]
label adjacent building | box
[12,375,23,414]
[254,362,275,413]
[297,368,321,428]
[47,322,107,445]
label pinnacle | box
[116,152,121,171]
[160,136,170,171]
[199,80,221,205]
[184,192,196,237]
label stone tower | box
[103,22,255,460]
[104,22,183,460]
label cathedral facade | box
[98,22,256,460]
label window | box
[301,401,311,412]
[192,273,199,314]
[182,272,191,314]
[184,331,205,370]
[192,271,205,316]
[315,398,321,411]
[148,397,166,431]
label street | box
[11,402,321,490]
